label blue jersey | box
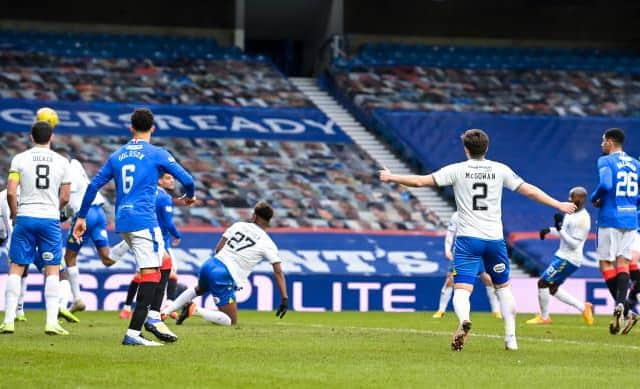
[156,187,181,250]
[590,152,640,229]
[78,139,195,233]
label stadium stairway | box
[291,77,455,223]
[292,77,527,277]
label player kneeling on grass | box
[162,202,288,325]
[526,187,595,326]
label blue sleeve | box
[78,159,113,218]
[590,158,612,203]
[158,195,181,239]
[157,149,195,198]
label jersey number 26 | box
[616,171,638,197]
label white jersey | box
[217,221,281,286]
[433,159,524,240]
[68,158,105,212]
[9,146,71,219]
[553,208,590,266]
[444,211,459,255]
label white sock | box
[486,285,500,314]
[538,287,551,319]
[495,286,517,339]
[148,310,161,320]
[126,329,141,337]
[59,279,71,310]
[44,275,60,326]
[195,307,231,326]
[452,288,471,324]
[66,266,82,302]
[161,286,197,315]
[554,288,585,312]
[438,285,453,312]
[3,274,21,324]
[123,304,132,311]
[16,276,28,315]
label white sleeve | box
[432,164,458,187]
[0,192,10,241]
[501,164,525,192]
[9,154,21,175]
[263,240,281,264]
[69,160,81,192]
[222,223,238,240]
[61,159,72,185]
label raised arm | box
[77,160,113,219]
[160,151,196,203]
[378,167,436,187]
[517,183,577,214]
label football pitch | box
[0,310,636,388]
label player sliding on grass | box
[162,202,288,326]
[433,211,502,319]
[379,129,576,351]
[526,187,594,326]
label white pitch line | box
[277,322,640,351]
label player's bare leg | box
[479,272,501,319]
[434,273,453,318]
[451,283,473,351]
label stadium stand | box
[327,42,640,274]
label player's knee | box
[537,279,550,289]
[549,285,559,295]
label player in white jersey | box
[0,121,72,335]
[433,211,501,319]
[379,129,576,351]
[161,202,289,326]
[525,187,595,326]
[59,152,116,313]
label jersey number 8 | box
[615,171,638,197]
[35,164,50,189]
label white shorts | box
[631,231,640,254]
[120,228,164,270]
[167,247,178,273]
[597,227,636,262]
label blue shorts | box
[541,256,579,285]
[9,216,62,268]
[447,243,487,275]
[452,236,510,285]
[198,257,237,306]
[66,205,109,251]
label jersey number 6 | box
[122,164,135,194]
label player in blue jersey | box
[590,128,640,335]
[379,129,576,351]
[72,108,196,346]
[117,173,183,321]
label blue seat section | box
[0,29,253,60]
[370,109,640,233]
[334,43,640,73]
[512,238,601,278]
[335,43,640,73]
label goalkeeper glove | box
[553,213,564,231]
[539,228,551,240]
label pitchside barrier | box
[0,228,617,314]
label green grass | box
[0,310,636,388]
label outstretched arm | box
[517,183,577,213]
[378,167,436,187]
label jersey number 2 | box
[472,183,488,210]
[615,171,638,197]
[35,164,50,189]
